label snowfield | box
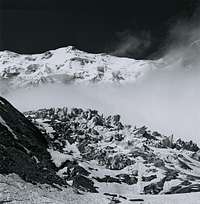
[1,174,200,204]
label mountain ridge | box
[0,46,161,92]
[1,42,199,93]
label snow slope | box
[1,174,200,204]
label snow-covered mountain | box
[0,43,199,93]
[1,96,200,203]
[25,107,200,199]
[0,46,161,91]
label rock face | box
[24,107,200,196]
[0,97,64,186]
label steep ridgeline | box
[0,97,64,186]
[24,107,200,197]
[0,46,162,92]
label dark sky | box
[0,0,199,58]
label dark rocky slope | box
[0,96,64,186]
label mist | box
[3,61,200,145]
[111,30,151,58]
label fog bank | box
[4,64,200,144]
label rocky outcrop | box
[167,184,200,194]
[144,178,165,194]
[73,174,98,193]
[0,97,64,186]
[174,139,199,152]
[94,176,121,184]
[142,175,157,182]
[116,174,138,185]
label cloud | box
[111,30,151,58]
[3,71,200,145]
